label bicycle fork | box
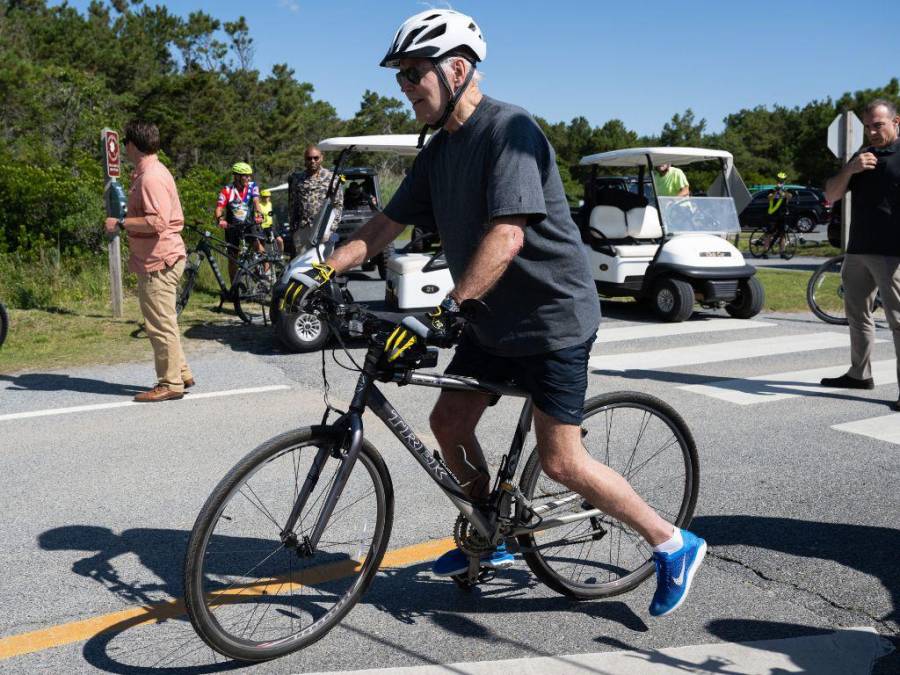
[280,415,365,557]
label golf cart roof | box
[318,134,425,156]
[579,147,733,168]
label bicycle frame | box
[282,339,607,557]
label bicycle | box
[176,223,286,325]
[748,217,799,260]
[806,253,883,325]
[183,292,700,662]
[0,300,7,347]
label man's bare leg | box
[429,390,493,500]
[532,406,674,546]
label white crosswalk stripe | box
[833,414,900,444]
[594,318,774,344]
[590,331,855,372]
[680,359,895,405]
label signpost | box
[101,128,124,318]
[827,111,864,250]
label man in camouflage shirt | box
[288,144,343,256]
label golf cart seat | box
[588,206,660,258]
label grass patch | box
[754,267,811,313]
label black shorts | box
[445,331,596,425]
[225,223,262,252]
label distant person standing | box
[288,145,343,255]
[653,163,690,197]
[216,162,264,281]
[820,99,900,408]
[257,188,283,255]
[104,120,193,402]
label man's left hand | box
[104,217,121,234]
[428,295,464,345]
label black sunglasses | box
[395,64,431,86]
[305,155,322,161]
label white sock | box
[653,527,683,554]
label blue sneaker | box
[649,529,707,617]
[432,543,515,577]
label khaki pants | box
[842,253,900,385]
[137,259,192,391]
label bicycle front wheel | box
[748,229,767,258]
[184,427,394,662]
[233,256,286,325]
[807,255,848,325]
[517,391,699,600]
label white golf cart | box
[578,147,763,322]
[272,134,452,352]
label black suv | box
[739,187,832,233]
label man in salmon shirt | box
[104,120,194,402]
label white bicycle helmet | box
[380,9,486,68]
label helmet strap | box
[416,59,476,149]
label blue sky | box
[65,0,900,135]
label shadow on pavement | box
[0,372,145,396]
[183,320,283,357]
[40,524,647,673]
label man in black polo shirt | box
[821,99,900,408]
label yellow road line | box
[0,536,455,661]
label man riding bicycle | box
[760,171,794,257]
[216,162,264,281]
[294,9,706,617]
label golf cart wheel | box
[725,276,765,319]
[277,310,330,352]
[651,278,694,322]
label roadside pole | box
[101,128,124,318]
[827,111,864,250]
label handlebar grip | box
[400,316,431,339]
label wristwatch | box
[116,218,125,231]
[439,295,461,314]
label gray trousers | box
[842,254,900,385]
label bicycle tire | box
[176,264,199,316]
[779,231,798,260]
[517,391,699,600]
[807,254,848,325]
[233,256,286,325]
[0,301,8,347]
[184,427,394,662]
[748,229,768,258]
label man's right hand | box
[280,262,336,313]
[217,219,228,229]
[849,152,878,174]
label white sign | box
[827,112,864,158]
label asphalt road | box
[0,270,897,674]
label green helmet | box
[232,162,253,175]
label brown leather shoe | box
[134,385,184,403]
[183,377,196,389]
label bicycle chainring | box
[453,514,493,557]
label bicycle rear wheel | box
[517,391,699,600]
[176,260,200,317]
[807,255,848,325]
[184,427,393,662]
[0,301,8,347]
[233,256,286,325]
[778,231,798,260]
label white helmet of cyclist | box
[380,9,486,68]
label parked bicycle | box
[0,300,7,347]
[183,291,700,662]
[806,253,883,325]
[176,223,286,325]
